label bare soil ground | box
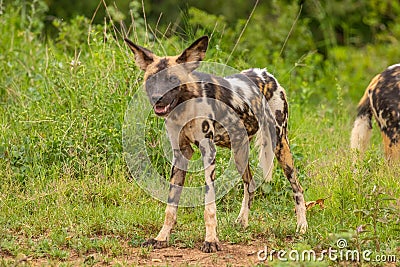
[2,241,266,266]
[3,241,398,266]
[131,242,263,266]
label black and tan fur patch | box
[351,64,400,160]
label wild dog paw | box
[235,215,249,228]
[201,241,221,253]
[142,238,168,249]
[296,221,308,234]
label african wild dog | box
[125,36,308,253]
[351,64,400,161]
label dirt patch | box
[1,242,266,266]
[5,240,397,266]
[131,242,263,266]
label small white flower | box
[70,60,81,67]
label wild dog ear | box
[124,38,156,71]
[176,36,209,70]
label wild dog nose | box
[151,95,163,104]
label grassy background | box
[1,1,399,265]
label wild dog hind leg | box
[267,87,307,233]
[275,134,308,234]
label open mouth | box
[153,99,177,116]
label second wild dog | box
[351,64,400,161]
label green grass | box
[1,2,399,266]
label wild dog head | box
[125,36,209,117]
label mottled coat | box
[125,36,308,253]
[351,64,400,160]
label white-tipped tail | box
[350,115,372,154]
[351,78,377,157]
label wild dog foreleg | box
[199,138,221,253]
[142,145,193,248]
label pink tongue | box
[155,104,169,114]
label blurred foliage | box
[301,0,400,55]
[43,0,400,51]
[3,0,399,57]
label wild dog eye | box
[169,75,179,85]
